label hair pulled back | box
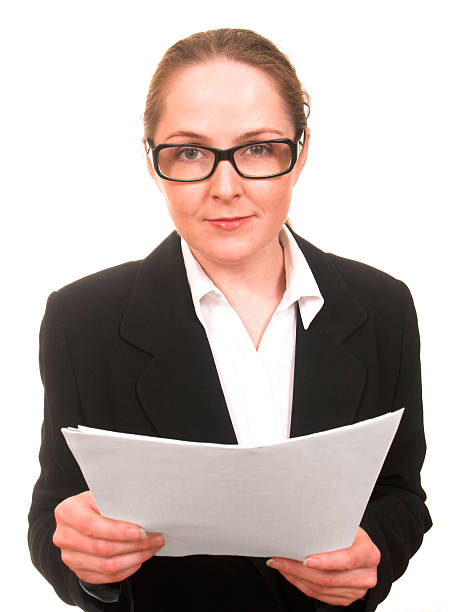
[143,28,310,142]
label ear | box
[142,137,164,193]
[292,127,310,186]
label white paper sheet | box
[62,409,403,560]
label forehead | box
[156,60,293,144]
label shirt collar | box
[181,225,324,331]
[278,226,324,329]
[181,238,222,329]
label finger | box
[305,548,360,571]
[304,544,378,572]
[304,528,380,571]
[305,567,376,590]
[268,558,375,590]
[55,495,149,542]
[54,524,165,557]
[76,562,143,585]
[280,565,375,591]
[278,569,367,606]
[304,549,379,572]
[61,546,159,581]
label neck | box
[190,236,286,349]
[191,236,285,302]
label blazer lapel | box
[120,230,368,442]
[290,234,368,437]
[120,232,237,445]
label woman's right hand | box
[53,490,165,584]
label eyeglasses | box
[146,131,305,182]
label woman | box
[28,28,431,611]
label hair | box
[143,28,310,142]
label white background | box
[1,1,457,610]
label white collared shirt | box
[181,227,324,446]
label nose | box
[207,159,242,202]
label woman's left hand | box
[267,527,380,607]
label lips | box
[207,216,253,231]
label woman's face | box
[146,60,309,268]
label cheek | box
[250,179,293,212]
[162,184,205,219]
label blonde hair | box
[143,28,310,142]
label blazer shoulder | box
[292,231,414,312]
[43,233,182,333]
[49,260,142,325]
[328,252,413,309]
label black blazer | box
[28,230,432,611]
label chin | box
[201,250,252,266]
[186,230,281,268]
[192,240,255,265]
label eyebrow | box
[163,128,286,145]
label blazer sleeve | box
[359,283,432,610]
[27,292,133,611]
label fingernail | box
[152,535,165,546]
[305,557,320,568]
[127,527,147,539]
[266,559,274,567]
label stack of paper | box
[62,409,403,560]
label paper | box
[62,409,403,560]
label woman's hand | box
[267,527,380,607]
[53,490,165,584]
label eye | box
[175,147,205,161]
[245,143,272,156]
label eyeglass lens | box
[157,142,293,180]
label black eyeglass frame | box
[146,129,305,182]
